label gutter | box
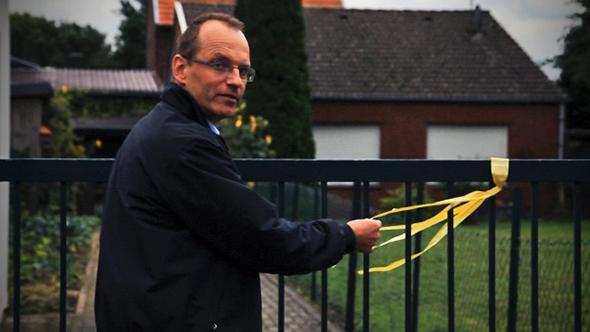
[175,1,188,33]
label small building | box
[10,64,162,157]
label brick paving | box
[1,231,342,332]
[260,274,343,332]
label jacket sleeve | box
[154,136,355,275]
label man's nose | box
[226,68,244,86]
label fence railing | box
[1,158,588,332]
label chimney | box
[146,0,176,83]
[473,5,482,33]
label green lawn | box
[288,220,590,331]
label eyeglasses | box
[187,57,256,83]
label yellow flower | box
[265,135,272,145]
[250,115,257,133]
[247,181,256,188]
[95,139,103,149]
[60,85,69,94]
[235,115,243,128]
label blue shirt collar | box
[207,120,220,135]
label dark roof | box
[181,4,565,103]
[11,81,53,98]
[11,68,163,97]
[73,116,143,131]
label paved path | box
[260,273,343,332]
[1,231,343,332]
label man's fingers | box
[347,218,383,253]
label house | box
[147,0,565,165]
[10,63,162,157]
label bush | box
[217,102,276,158]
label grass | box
[288,219,590,331]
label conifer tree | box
[556,0,590,128]
[234,0,315,158]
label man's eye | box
[210,60,229,71]
[238,67,250,76]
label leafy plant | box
[9,210,100,313]
[217,102,276,158]
[45,86,86,158]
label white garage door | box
[427,125,508,159]
[313,125,381,159]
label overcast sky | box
[8,0,583,80]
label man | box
[95,13,381,331]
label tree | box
[234,0,315,158]
[10,13,112,68]
[112,0,147,68]
[555,0,590,128]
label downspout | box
[0,0,11,321]
[558,103,566,207]
[558,103,565,159]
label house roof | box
[181,4,565,103]
[11,68,163,97]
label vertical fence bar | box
[488,181,496,332]
[447,208,455,332]
[412,182,424,332]
[12,182,21,332]
[362,181,370,332]
[530,182,539,332]
[507,188,522,332]
[447,182,455,332]
[59,182,67,332]
[573,183,582,332]
[320,181,329,332]
[345,182,360,331]
[311,185,319,302]
[404,182,412,332]
[277,182,285,332]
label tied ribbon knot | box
[359,158,509,274]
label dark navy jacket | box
[95,83,355,331]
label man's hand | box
[347,219,382,253]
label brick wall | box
[312,101,559,159]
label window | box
[427,125,508,159]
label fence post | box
[362,181,371,332]
[0,0,11,321]
[345,182,361,331]
[411,183,424,332]
[530,182,539,332]
[405,182,412,332]
[507,188,522,332]
[488,181,496,332]
[573,183,582,332]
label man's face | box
[183,20,250,122]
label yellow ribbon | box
[359,158,509,274]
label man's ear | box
[171,54,189,86]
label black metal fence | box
[0,158,588,331]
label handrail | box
[1,158,590,182]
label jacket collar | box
[160,82,209,128]
[161,82,230,152]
